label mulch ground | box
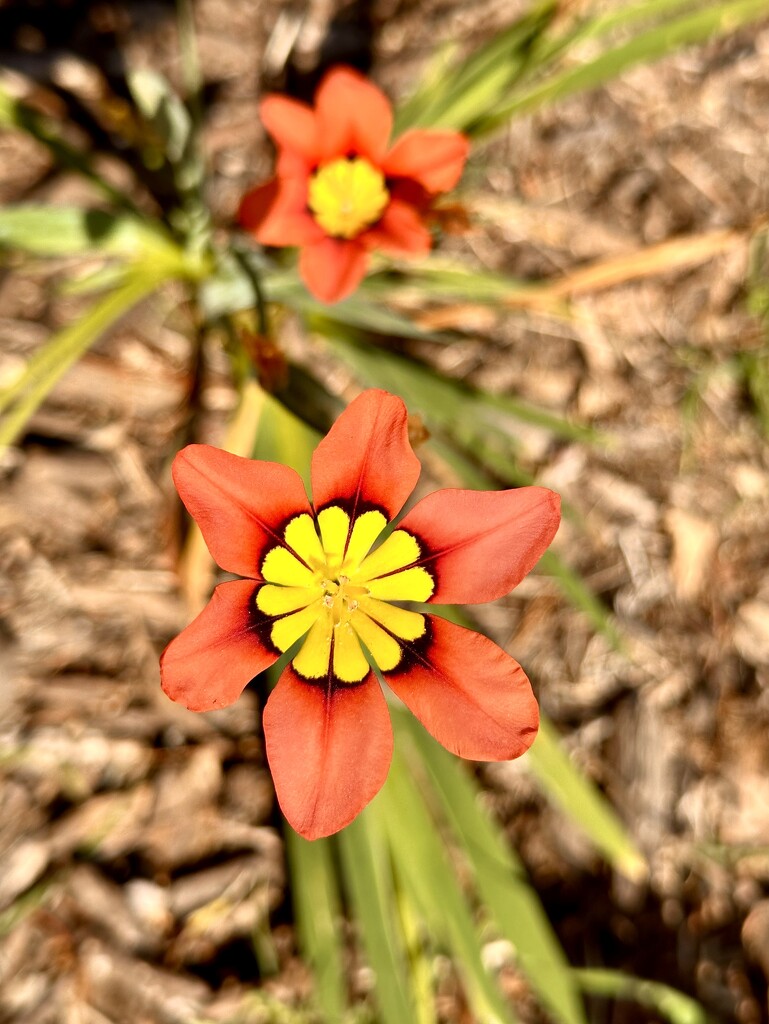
[1,1,769,1022]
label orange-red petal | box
[172,444,313,579]
[160,580,277,712]
[299,236,368,303]
[362,198,432,256]
[398,486,561,604]
[260,94,319,164]
[263,666,393,839]
[239,177,324,247]
[311,389,421,522]
[384,615,539,761]
[383,129,470,193]
[314,66,393,164]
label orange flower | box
[239,67,470,303]
[161,390,561,840]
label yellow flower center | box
[256,506,434,684]
[307,157,389,239]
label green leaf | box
[202,251,448,342]
[400,710,587,1024]
[388,259,546,305]
[128,69,197,177]
[393,0,559,133]
[337,811,416,1024]
[326,335,600,448]
[573,968,707,1024]
[0,272,167,447]
[285,830,347,1021]
[127,68,208,250]
[0,86,139,212]
[0,205,181,260]
[380,748,516,1024]
[479,0,769,133]
[250,389,318,492]
[537,549,623,650]
[527,718,647,882]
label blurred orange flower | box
[239,67,470,303]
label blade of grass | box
[285,830,347,1022]
[0,271,164,447]
[573,968,706,1024]
[380,745,516,1024]
[326,335,601,445]
[527,718,647,882]
[396,882,438,1024]
[202,250,449,343]
[537,549,623,651]
[0,205,181,260]
[336,811,416,1024]
[399,709,587,1024]
[393,0,559,132]
[480,0,769,133]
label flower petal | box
[362,199,432,256]
[314,66,393,164]
[263,667,393,838]
[239,177,324,247]
[311,389,421,522]
[384,615,539,761]
[172,445,313,579]
[160,580,277,712]
[398,486,561,604]
[260,94,319,164]
[383,130,470,193]
[299,236,368,303]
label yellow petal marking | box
[333,622,370,683]
[356,530,421,582]
[352,612,402,672]
[284,513,325,569]
[257,584,320,617]
[273,511,432,683]
[317,506,350,572]
[343,510,387,572]
[308,157,389,239]
[292,609,333,679]
[367,567,434,602]
[262,546,316,587]
[358,596,426,641]
[271,599,323,652]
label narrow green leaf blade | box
[537,549,623,650]
[481,0,769,132]
[573,968,707,1024]
[380,747,515,1024]
[527,718,647,882]
[285,830,347,1021]
[0,205,180,259]
[337,811,416,1024]
[249,390,318,492]
[0,272,163,446]
[400,711,587,1024]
